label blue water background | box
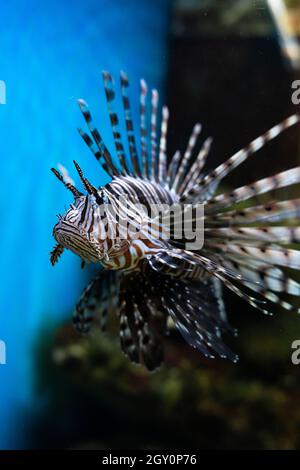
[0,0,172,448]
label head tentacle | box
[72,160,100,199]
[51,167,83,197]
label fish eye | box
[100,190,109,204]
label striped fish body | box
[99,176,179,271]
[51,70,300,370]
[107,175,178,208]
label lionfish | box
[51,71,300,370]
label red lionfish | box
[51,71,300,370]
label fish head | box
[52,192,109,263]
